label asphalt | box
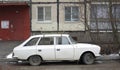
[0,41,23,58]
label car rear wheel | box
[29,55,42,66]
[82,52,95,65]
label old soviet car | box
[10,34,101,66]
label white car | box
[11,34,101,66]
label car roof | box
[30,34,69,38]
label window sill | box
[65,21,80,23]
[90,30,120,32]
[37,21,52,24]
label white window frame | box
[65,6,79,22]
[37,6,51,23]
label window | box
[24,37,39,46]
[69,36,77,44]
[90,4,110,30]
[90,4,120,30]
[91,4,109,19]
[38,7,51,21]
[112,4,120,19]
[65,6,79,21]
[38,37,54,45]
[56,37,70,45]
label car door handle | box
[56,49,60,51]
[38,49,42,52]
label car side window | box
[56,36,70,45]
[38,37,54,45]
[24,37,39,46]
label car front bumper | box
[6,52,19,61]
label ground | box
[0,60,120,70]
[0,41,120,70]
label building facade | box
[0,0,120,43]
[31,0,85,32]
[31,0,120,43]
[31,0,87,41]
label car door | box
[36,37,55,60]
[19,37,39,59]
[55,36,74,60]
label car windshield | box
[69,36,77,44]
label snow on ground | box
[96,54,120,60]
[109,54,119,57]
[6,53,13,59]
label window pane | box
[91,4,109,19]
[90,22,112,30]
[38,7,44,21]
[97,5,109,18]
[90,5,97,19]
[112,4,120,18]
[72,7,79,21]
[90,4,120,31]
[38,37,54,45]
[45,7,51,20]
[116,22,120,30]
[65,7,71,21]
[56,37,62,44]
[62,37,70,44]
[69,36,77,44]
[56,37,70,45]
[24,37,39,46]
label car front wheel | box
[82,52,95,65]
[29,55,42,66]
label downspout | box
[29,0,32,35]
[57,0,59,31]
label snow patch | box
[6,53,13,59]
[109,54,119,57]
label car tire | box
[29,55,42,66]
[82,52,95,65]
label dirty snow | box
[6,53,13,59]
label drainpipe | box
[57,0,59,31]
[29,0,32,35]
[84,0,87,31]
